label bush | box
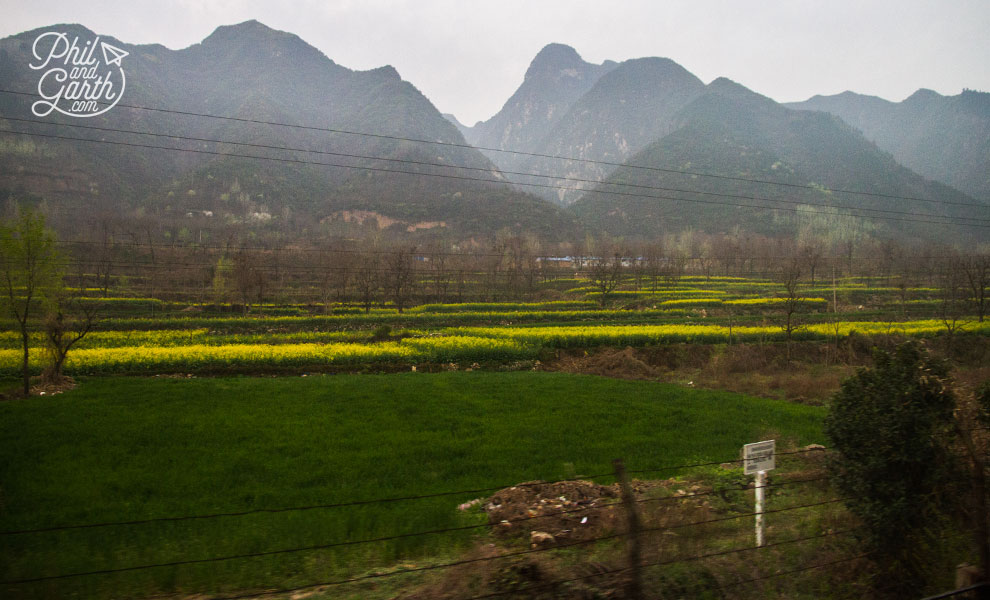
[824,341,961,596]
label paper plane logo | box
[29,31,128,118]
[100,42,128,67]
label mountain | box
[463,44,617,172]
[786,89,990,203]
[569,78,989,243]
[463,46,706,205]
[515,56,706,205]
[0,21,581,240]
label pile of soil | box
[479,478,691,549]
[552,347,659,380]
[483,480,620,546]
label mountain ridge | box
[463,43,617,171]
[786,88,990,203]
[0,20,582,240]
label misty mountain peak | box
[201,19,309,50]
[904,88,943,105]
[208,19,280,38]
[707,77,753,96]
[190,19,336,71]
[525,43,591,81]
[367,64,401,81]
[8,23,100,45]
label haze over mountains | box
[0,20,987,244]
[786,89,990,203]
[0,20,581,239]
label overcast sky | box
[2,0,988,125]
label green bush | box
[824,342,961,597]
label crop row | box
[724,297,828,306]
[657,297,828,308]
[4,319,984,376]
[407,301,597,313]
[0,329,372,350]
[450,319,990,348]
[582,289,728,298]
[0,336,537,376]
[0,309,685,333]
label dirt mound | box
[483,480,620,546]
[553,347,659,380]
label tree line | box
[47,212,989,318]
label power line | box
[920,582,990,600]
[717,552,873,591]
[3,497,847,585]
[2,127,986,230]
[50,238,990,264]
[0,473,827,538]
[0,474,608,538]
[195,498,852,600]
[2,479,837,588]
[1,88,984,209]
[0,449,830,536]
[41,255,990,276]
[4,115,985,223]
[462,529,864,600]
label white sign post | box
[743,440,776,547]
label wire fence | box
[0,441,983,599]
[0,446,857,596]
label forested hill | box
[0,21,581,240]
[568,78,989,244]
[786,89,990,204]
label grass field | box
[0,372,825,599]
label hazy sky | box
[2,0,988,125]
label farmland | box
[1,271,986,378]
[1,268,987,599]
[1,373,827,599]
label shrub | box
[824,342,961,596]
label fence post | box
[755,470,766,547]
[613,458,643,600]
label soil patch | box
[551,346,660,380]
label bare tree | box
[313,241,354,312]
[799,241,825,285]
[354,250,381,313]
[585,238,625,307]
[481,238,506,302]
[42,290,98,384]
[775,257,805,360]
[937,254,971,351]
[876,238,901,286]
[712,235,739,277]
[643,241,664,293]
[232,250,269,312]
[959,253,990,322]
[86,214,118,297]
[384,244,417,313]
[425,239,452,303]
[662,252,686,289]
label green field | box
[0,373,825,599]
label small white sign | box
[743,440,776,475]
